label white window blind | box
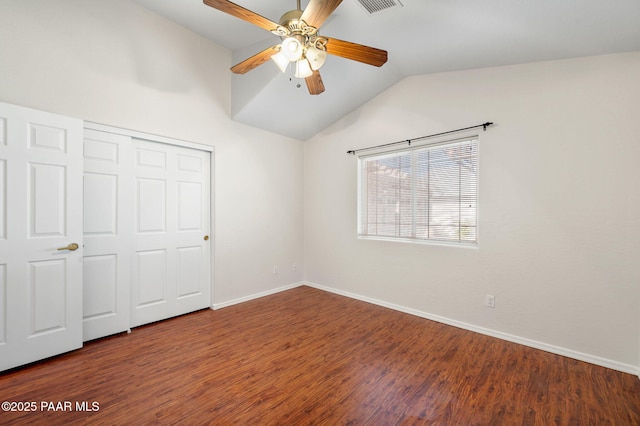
[358,137,478,245]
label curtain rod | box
[346,122,494,155]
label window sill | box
[357,235,479,249]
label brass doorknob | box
[57,243,79,251]
[204,235,209,241]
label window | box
[358,137,478,245]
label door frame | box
[83,122,216,309]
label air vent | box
[356,0,403,14]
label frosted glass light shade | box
[305,46,327,71]
[294,59,313,78]
[281,37,303,62]
[271,51,289,73]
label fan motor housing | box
[278,9,317,37]
[279,9,303,26]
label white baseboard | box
[211,282,305,310]
[303,281,640,377]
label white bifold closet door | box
[131,138,211,327]
[0,102,83,372]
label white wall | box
[0,0,304,304]
[304,52,640,373]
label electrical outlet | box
[292,263,297,272]
[485,295,496,308]
[273,265,278,275]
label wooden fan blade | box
[325,37,388,67]
[305,70,325,95]
[301,0,343,29]
[203,0,279,32]
[230,45,280,74]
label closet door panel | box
[82,129,132,341]
[131,139,211,326]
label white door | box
[82,129,133,341]
[0,102,83,372]
[131,138,211,327]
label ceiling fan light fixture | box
[305,45,327,71]
[205,0,389,94]
[271,51,289,73]
[281,36,304,61]
[294,58,313,78]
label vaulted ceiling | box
[132,0,640,140]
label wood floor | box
[1,286,639,425]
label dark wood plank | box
[1,286,638,425]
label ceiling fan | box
[203,0,388,95]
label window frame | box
[357,134,480,248]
